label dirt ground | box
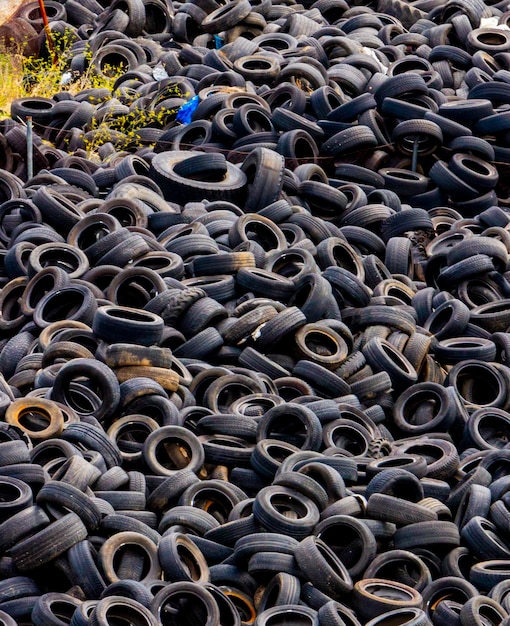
[0,0,31,25]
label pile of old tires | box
[2,0,510,624]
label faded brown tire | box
[27,242,90,280]
[38,320,92,350]
[352,579,423,621]
[294,323,350,369]
[221,588,256,625]
[460,596,508,626]
[158,532,210,583]
[363,549,432,592]
[90,595,158,626]
[107,415,160,466]
[41,339,95,368]
[98,531,161,584]
[114,366,179,392]
[9,512,88,572]
[104,343,173,369]
[67,211,121,252]
[191,251,256,277]
[254,605,318,626]
[142,426,204,476]
[203,373,266,413]
[0,18,41,57]
[4,398,64,441]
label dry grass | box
[0,32,121,118]
[0,32,188,159]
[0,52,25,116]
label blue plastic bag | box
[176,95,200,125]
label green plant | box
[0,29,125,117]
[0,30,189,160]
[79,90,184,159]
[0,43,35,116]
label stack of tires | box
[0,0,510,624]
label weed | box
[80,90,183,159]
[0,30,124,116]
[0,30,188,160]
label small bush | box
[0,30,123,116]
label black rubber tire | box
[151,581,220,625]
[239,147,285,213]
[253,485,320,539]
[9,512,88,572]
[93,305,164,346]
[294,535,353,599]
[149,150,247,204]
[51,358,121,424]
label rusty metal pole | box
[37,0,58,65]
